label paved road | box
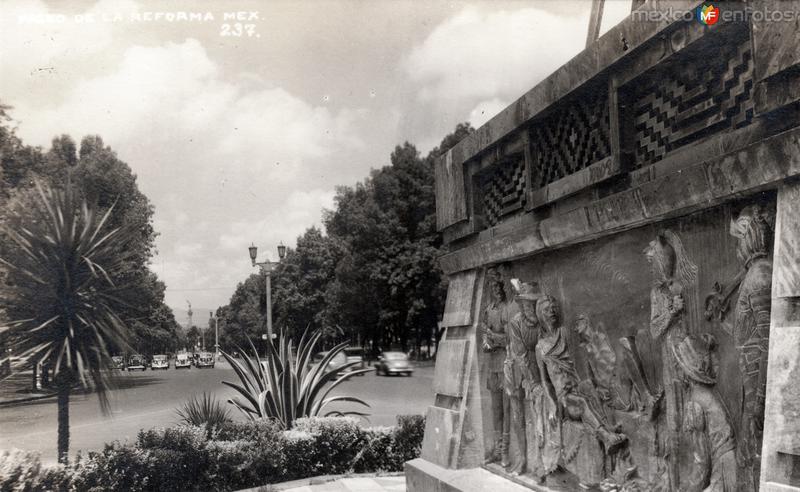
[0,362,434,464]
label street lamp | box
[249,242,286,343]
[211,310,220,361]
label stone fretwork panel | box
[529,87,611,190]
[627,33,754,169]
[480,157,527,227]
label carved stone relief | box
[480,267,513,466]
[673,333,738,492]
[706,204,774,490]
[478,201,774,491]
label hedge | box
[0,415,425,491]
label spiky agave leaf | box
[176,392,231,432]
[220,328,371,429]
[0,180,136,413]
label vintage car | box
[311,350,349,376]
[111,355,125,370]
[126,354,147,371]
[175,352,192,369]
[344,347,366,375]
[196,351,215,368]
[151,354,169,370]
[375,351,413,377]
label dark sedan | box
[375,351,413,377]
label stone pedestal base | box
[406,459,566,492]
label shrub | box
[353,426,398,472]
[293,417,366,475]
[0,416,426,491]
[215,419,282,443]
[73,427,218,491]
[176,393,232,436]
[394,414,425,462]
[71,443,152,492]
[0,449,72,492]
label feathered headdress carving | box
[661,229,698,287]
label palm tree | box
[0,181,135,463]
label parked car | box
[196,351,215,368]
[151,354,169,370]
[311,350,348,376]
[344,347,366,375]
[175,352,191,369]
[127,354,146,371]
[375,351,413,376]
[111,355,125,370]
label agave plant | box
[0,181,134,463]
[176,392,231,435]
[221,329,371,429]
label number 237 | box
[220,23,257,37]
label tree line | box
[216,123,474,358]
[0,103,184,360]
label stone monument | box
[406,1,800,491]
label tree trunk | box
[31,362,39,391]
[55,372,73,464]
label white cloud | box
[0,0,140,105]
[7,32,363,312]
[404,7,589,105]
[468,98,508,128]
[218,189,335,254]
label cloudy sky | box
[0,0,632,322]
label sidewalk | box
[0,370,55,406]
[241,474,405,492]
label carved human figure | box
[728,205,772,489]
[535,295,627,486]
[480,268,512,465]
[672,334,737,492]
[575,316,660,419]
[644,230,697,490]
[503,281,542,476]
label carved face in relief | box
[520,299,537,321]
[536,296,560,331]
[575,315,592,341]
[644,235,675,282]
[730,206,771,265]
[490,281,506,304]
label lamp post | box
[211,310,220,361]
[248,242,286,343]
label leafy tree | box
[217,274,266,353]
[219,122,474,359]
[271,227,340,344]
[1,181,136,463]
[0,105,179,357]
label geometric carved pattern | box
[482,158,527,227]
[530,89,611,189]
[631,37,754,168]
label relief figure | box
[672,334,737,492]
[503,281,542,476]
[727,205,772,489]
[481,268,512,465]
[644,230,697,490]
[576,315,660,419]
[535,295,627,487]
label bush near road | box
[0,415,425,491]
